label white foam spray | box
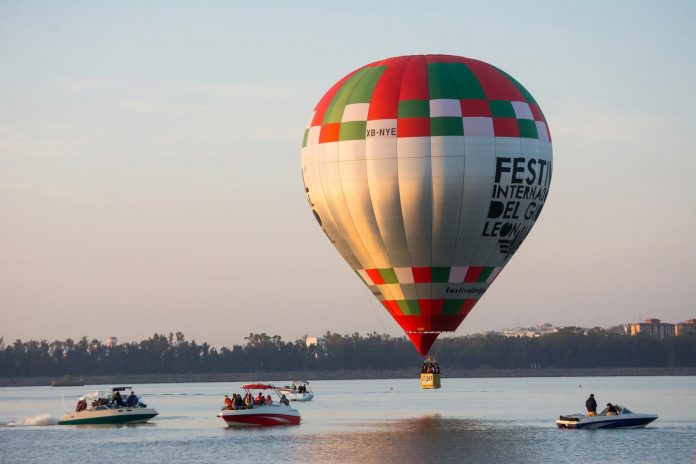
[7,413,58,426]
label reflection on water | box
[294,415,536,464]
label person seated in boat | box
[606,403,618,416]
[75,399,87,412]
[234,393,244,409]
[224,395,233,409]
[280,394,289,406]
[585,393,597,416]
[244,393,253,408]
[265,394,273,405]
[126,391,139,407]
[254,392,265,405]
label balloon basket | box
[420,373,441,389]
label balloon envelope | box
[301,55,552,355]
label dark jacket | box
[586,396,597,412]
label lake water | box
[1,377,695,463]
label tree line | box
[1,328,694,378]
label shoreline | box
[1,367,695,387]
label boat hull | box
[218,406,300,427]
[556,414,657,429]
[59,408,158,425]
[279,390,314,402]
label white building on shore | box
[500,323,559,338]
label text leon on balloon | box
[482,156,553,258]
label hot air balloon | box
[301,55,552,356]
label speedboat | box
[278,380,314,401]
[217,383,301,427]
[59,386,158,425]
[556,404,657,429]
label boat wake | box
[5,413,58,426]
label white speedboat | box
[556,404,657,429]
[218,383,301,427]
[278,380,314,401]
[59,387,158,425]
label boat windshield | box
[599,404,624,415]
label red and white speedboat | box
[217,383,301,427]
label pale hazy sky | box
[1,1,694,348]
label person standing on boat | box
[585,393,597,416]
[111,390,124,407]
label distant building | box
[500,323,559,338]
[629,319,675,339]
[305,336,326,349]
[105,336,118,348]
[675,319,696,336]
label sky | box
[1,1,695,348]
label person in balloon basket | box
[421,355,441,374]
[585,393,597,416]
[606,403,618,416]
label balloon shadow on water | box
[294,414,537,464]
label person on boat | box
[244,393,253,408]
[265,394,273,405]
[280,394,289,406]
[224,395,233,409]
[126,391,139,407]
[254,392,265,405]
[606,403,618,416]
[234,393,244,409]
[111,391,124,407]
[585,393,597,416]
[75,399,87,412]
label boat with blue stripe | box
[556,404,657,429]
